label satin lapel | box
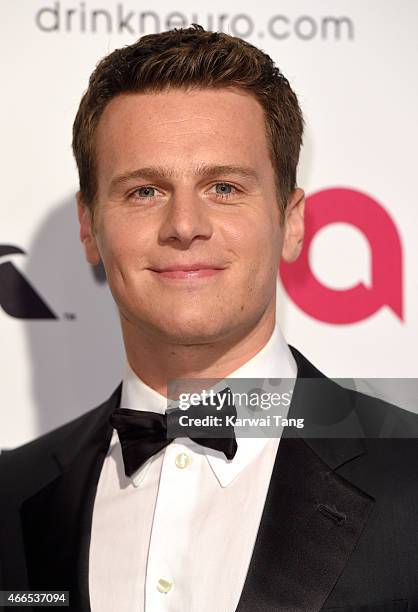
[235,436,374,612]
[20,384,122,612]
[235,346,375,612]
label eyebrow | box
[108,164,260,192]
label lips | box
[151,263,226,272]
[158,270,221,279]
[149,263,226,280]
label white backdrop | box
[1,0,418,448]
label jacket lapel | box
[235,346,375,612]
[18,384,122,611]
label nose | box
[157,188,213,247]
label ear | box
[76,192,101,265]
[281,187,305,263]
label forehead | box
[94,87,272,179]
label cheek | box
[232,216,279,267]
[96,230,125,268]
[225,236,278,300]
[96,219,148,269]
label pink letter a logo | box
[279,188,403,324]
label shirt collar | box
[117,319,297,488]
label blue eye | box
[212,183,237,198]
[135,186,156,198]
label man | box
[1,24,417,612]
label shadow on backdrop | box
[24,194,124,435]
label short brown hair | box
[72,24,304,224]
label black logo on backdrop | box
[0,245,57,319]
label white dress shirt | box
[89,322,297,612]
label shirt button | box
[157,578,173,594]
[175,452,191,469]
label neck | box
[120,301,277,398]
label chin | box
[152,319,229,344]
[160,328,222,344]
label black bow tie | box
[109,386,238,477]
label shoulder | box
[348,386,418,439]
[290,344,418,438]
[0,408,93,467]
[0,383,122,476]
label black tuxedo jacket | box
[1,346,418,612]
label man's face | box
[78,87,304,344]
